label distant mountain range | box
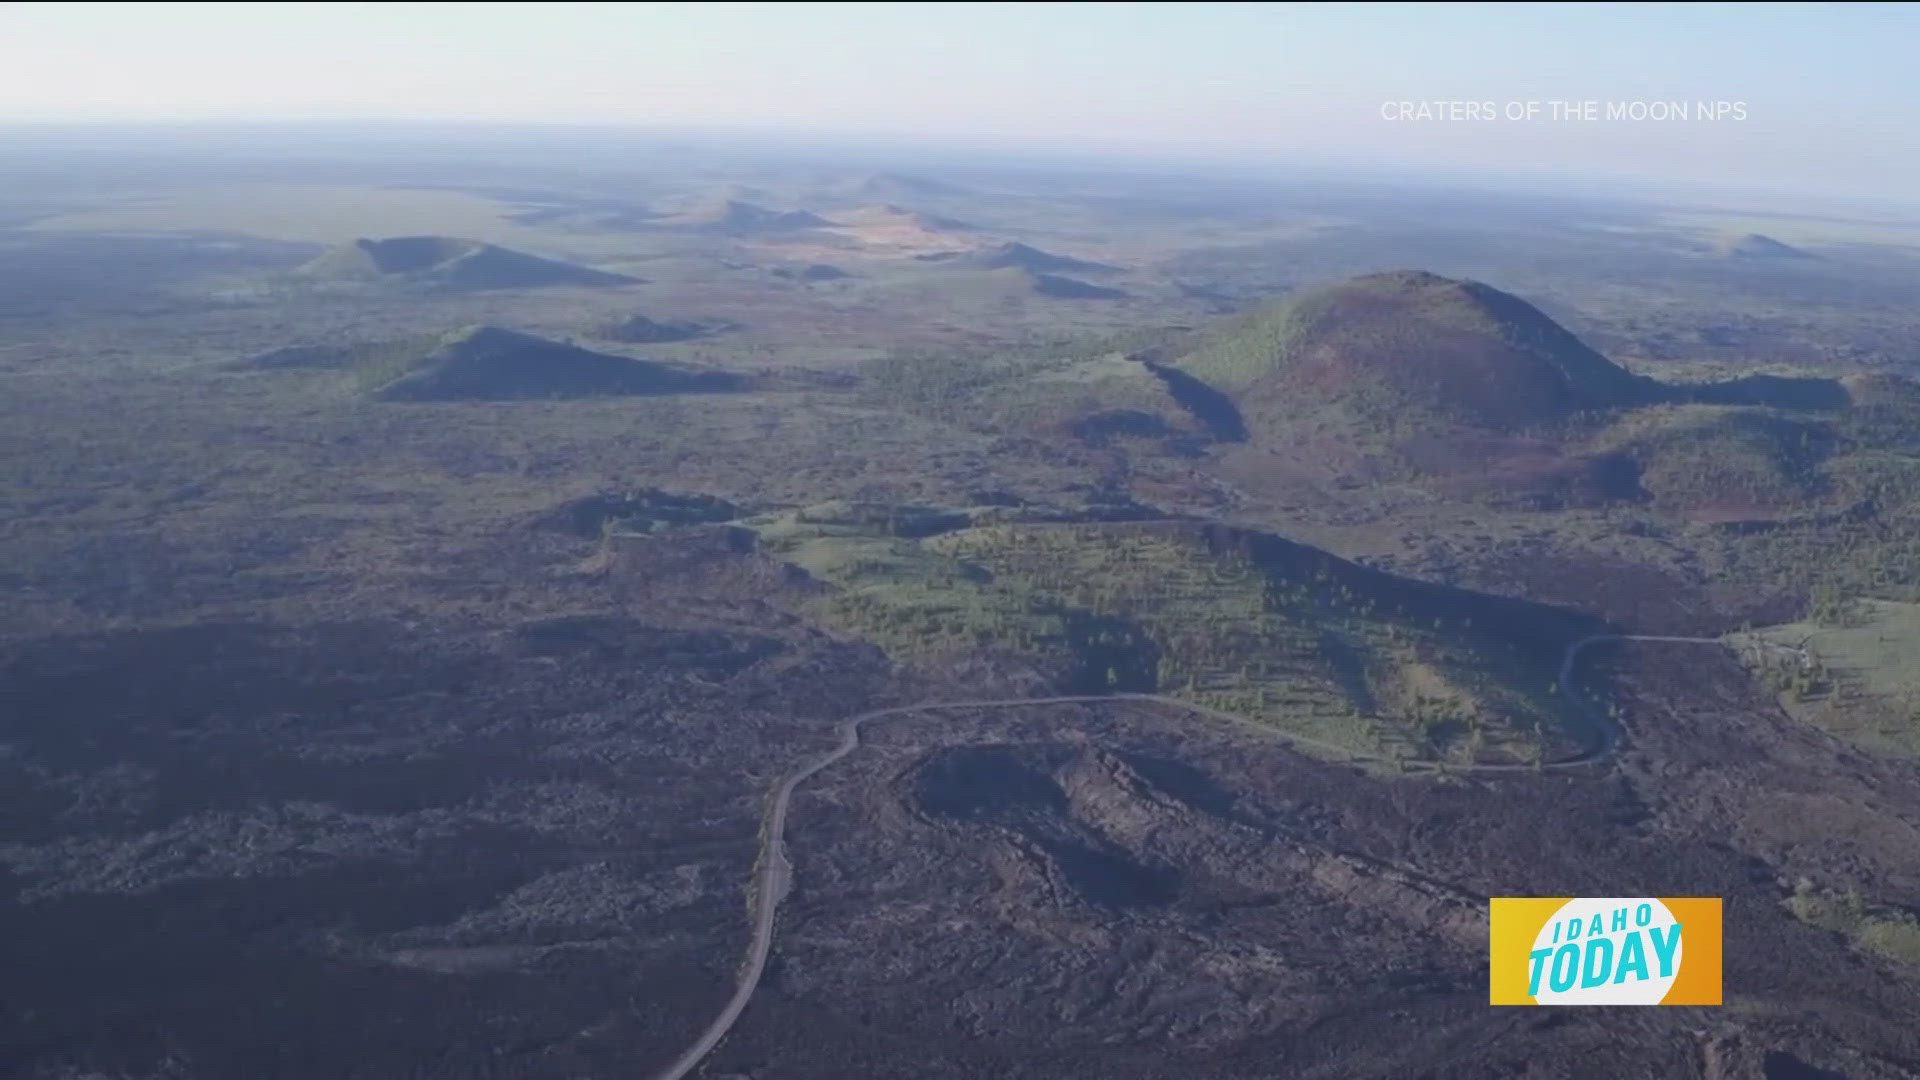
[832,203,977,234]
[1719,232,1818,259]
[302,236,635,289]
[655,199,830,235]
[367,326,738,402]
[855,171,974,198]
[921,241,1118,274]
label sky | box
[3,2,1916,199]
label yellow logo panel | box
[1490,897,1721,1005]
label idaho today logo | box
[1489,897,1721,1005]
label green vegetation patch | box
[222,336,439,376]
[1592,404,1831,513]
[754,510,1594,767]
[1731,598,1920,759]
[1699,394,1920,609]
[540,489,742,539]
[859,335,1202,438]
[1787,879,1920,966]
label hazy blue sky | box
[4,2,1915,197]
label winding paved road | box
[1553,633,1726,759]
[650,632,1728,1080]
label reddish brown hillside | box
[1182,270,1654,431]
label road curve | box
[650,633,1727,1079]
[1555,633,1727,761]
[646,693,1147,1080]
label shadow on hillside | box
[1141,360,1247,442]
